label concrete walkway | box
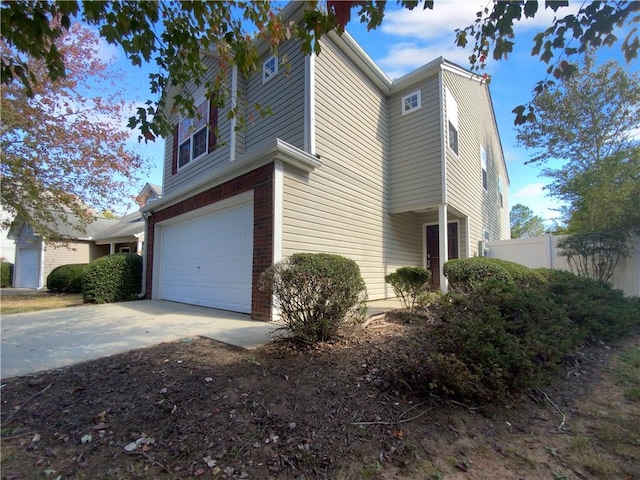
[1,300,276,379]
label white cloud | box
[380,2,581,41]
[374,1,582,77]
[512,182,564,222]
[377,41,472,78]
[380,2,482,41]
[513,182,546,199]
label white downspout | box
[304,53,316,155]
[230,64,238,162]
[138,213,150,298]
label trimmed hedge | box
[47,264,87,293]
[385,266,431,312]
[260,253,367,344]
[1,261,13,288]
[443,257,544,292]
[82,253,142,304]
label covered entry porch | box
[394,204,470,292]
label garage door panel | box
[17,247,40,289]
[160,201,253,313]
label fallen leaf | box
[124,442,138,452]
[80,434,92,444]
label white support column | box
[438,204,449,293]
[38,239,46,290]
[273,160,284,264]
[110,243,115,255]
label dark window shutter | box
[208,97,218,153]
[172,124,179,175]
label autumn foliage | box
[1,24,147,240]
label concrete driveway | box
[1,300,276,379]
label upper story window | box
[481,145,488,190]
[401,90,421,115]
[498,176,504,208]
[263,55,278,84]
[177,99,209,170]
[446,87,459,155]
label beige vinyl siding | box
[443,71,510,250]
[15,220,109,284]
[389,76,443,212]
[235,74,246,158]
[162,57,232,196]
[244,40,305,153]
[281,38,421,300]
[43,240,106,281]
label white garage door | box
[17,247,40,289]
[160,200,253,313]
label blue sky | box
[107,1,637,222]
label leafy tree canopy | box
[510,203,546,238]
[516,55,640,233]
[1,0,638,141]
[1,24,147,241]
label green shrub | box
[260,253,367,344]
[377,267,640,403]
[82,253,142,304]
[47,264,87,293]
[1,261,13,288]
[443,257,544,293]
[422,280,578,401]
[538,268,640,341]
[385,266,431,313]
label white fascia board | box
[391,57,443,94]
[142,139,321,213]
[94,235,144,245]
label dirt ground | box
[1,314,638,480]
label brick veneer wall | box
[145,163,274,321]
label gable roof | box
[8,211,120,241]
[93,212,145,241]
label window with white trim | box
[498,176,504,209]
[178,99,208,169]
[401,90,421,115]
[446,87,459,155]
[481,145,488,190]
[263,55,278,83]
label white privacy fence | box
[484,234,640,297]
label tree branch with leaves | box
[1,24,148,241]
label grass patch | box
[0,291,84,314]
[614,346,640,402]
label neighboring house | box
[1,207,16,264]
[141,3,510,320]
[8,214,119,289]
[135,182,163,207]
[6,183,162,289]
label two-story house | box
[141,3,510,320]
